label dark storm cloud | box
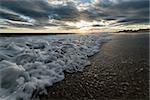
[0,0,80,28]
[94,0,149,24]
[80,9,108,21]
[118,18,149,25]
[92,24,104,27]
[0,0,50,22]
[0,10,28,22]
[114,0,149,18]
[0,26,8,29]
[49,3,80,21]
[0,0,149,29]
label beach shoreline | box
[39,33,149,100]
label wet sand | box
[39,33,149,100]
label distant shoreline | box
[0,33,75,37]
[116,28,150,33]
[0,28,149,37]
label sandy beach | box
[39,33,149,100]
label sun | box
[65,20,94,28]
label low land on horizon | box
[0,32,76,37]
[116,28,150,33]
[0,28,149,37]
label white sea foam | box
[0,33,110,100]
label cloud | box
[0,0,82,28]
[93,0,149,24]
[50,3,80,21]
[1,0,51,20]
[0,0,149,30]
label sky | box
[0,0,149,33]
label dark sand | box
[39,33,149,100]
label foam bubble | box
[0,33,110,100]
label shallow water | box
[0,33,110,100]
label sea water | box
[0,33,110,100]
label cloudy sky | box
[0,0,149,33]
